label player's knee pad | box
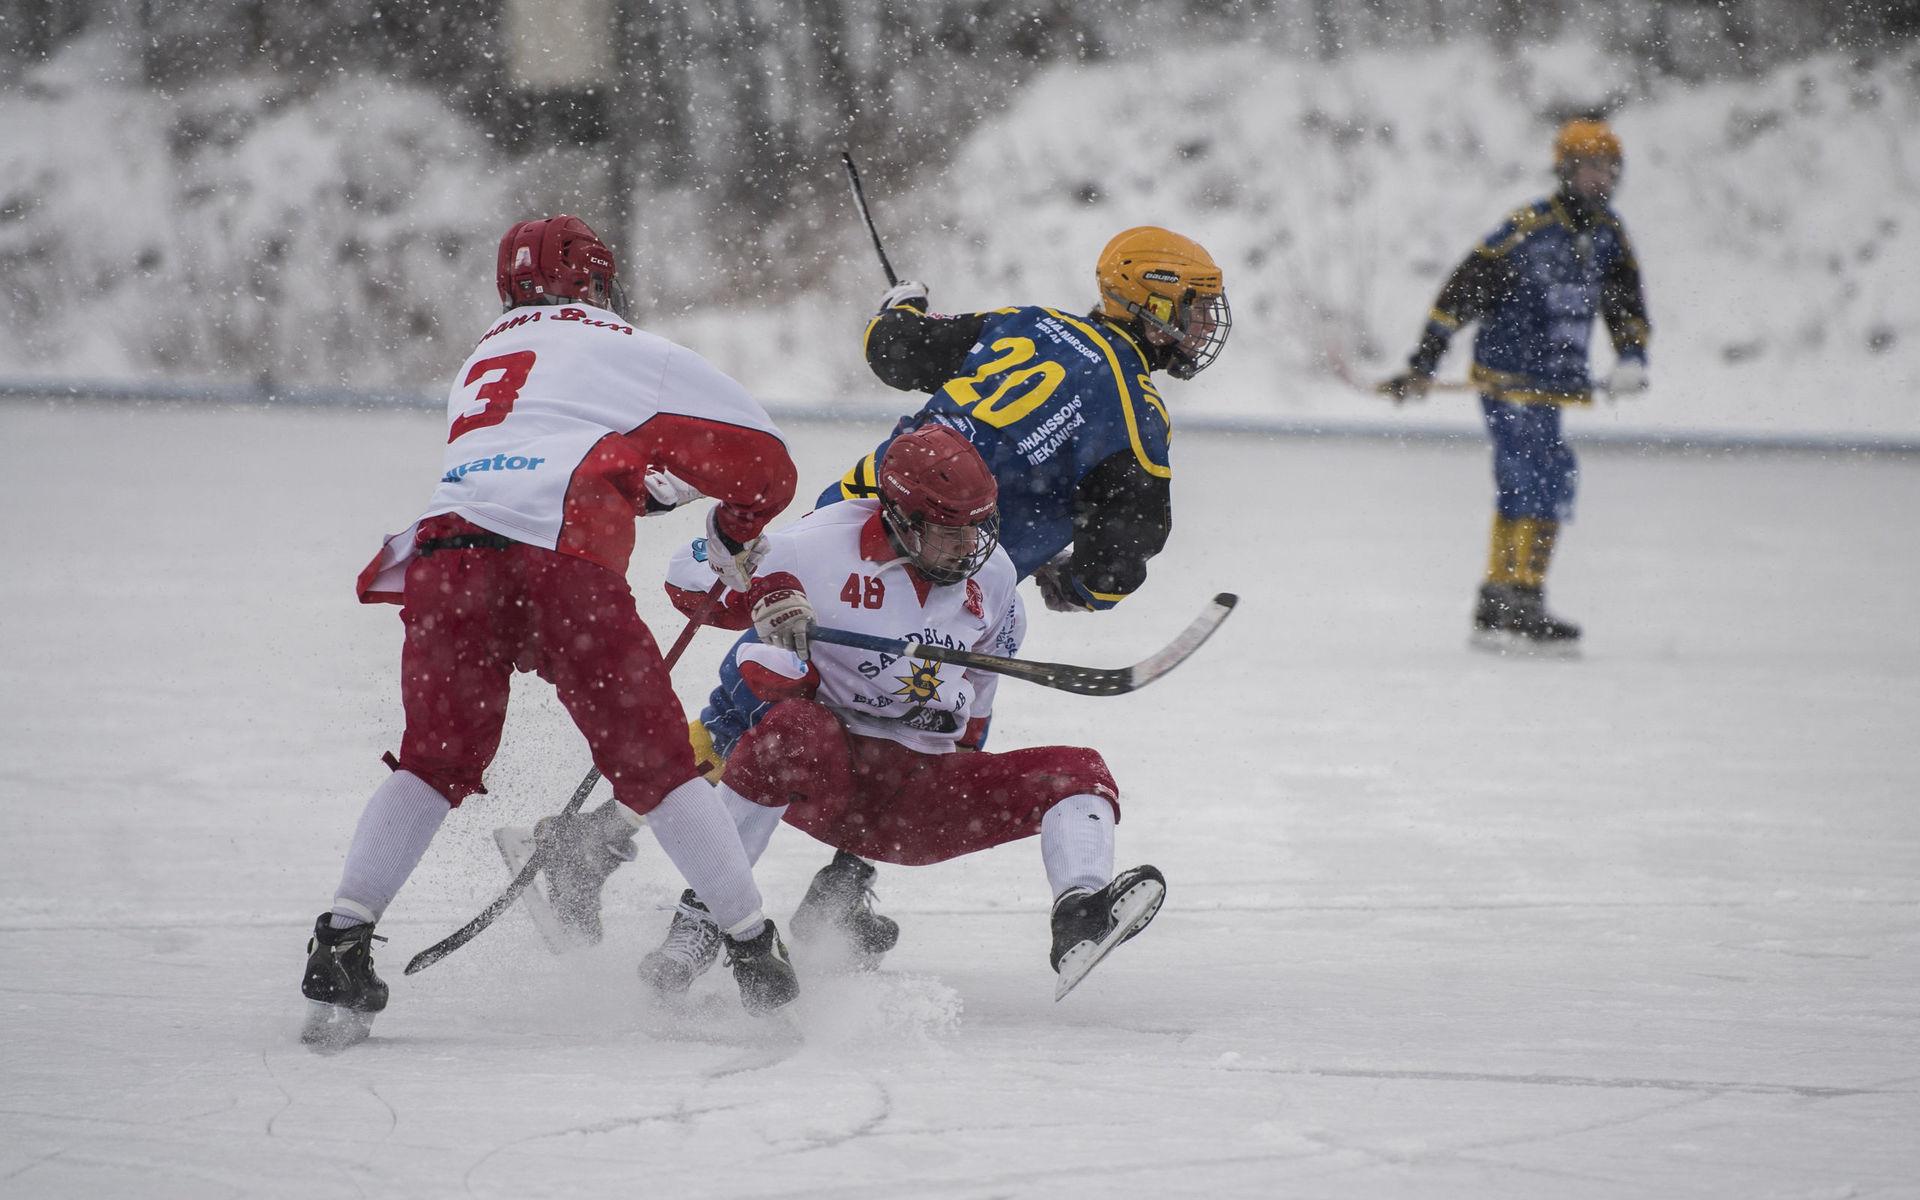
[382,751,481,808]
[724,700,843,805]
[1038,748,1120,818]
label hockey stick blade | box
[403,768,601,975]
[811,593,1236,697]
[405,583,727,976]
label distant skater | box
[1380,118,1652,648]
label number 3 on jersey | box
[449,351,536,443]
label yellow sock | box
[1518,520,1559,590]
[1485,515,1534,586]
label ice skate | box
[299,914,388,1053]
[638,889,724,996]
[1470,582,1581,655]
[790,850,900,969]
[494,807,638,950]
[724,918,801,1016]
[1050,864,1166,1001]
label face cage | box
[884,503,1001,585]
[1119,288,1232,380]
[1164,290,1231,380]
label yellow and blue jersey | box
[829,305,1172,608]
[1411,191,1650,403]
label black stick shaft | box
[841,151,899,287]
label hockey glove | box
[1032,553,1094,614]
[748,572,814,658]
[1377,371,1434,404]
[642,467,702,514]
[704,505,770,594]
[878,279,930,313]
[1604,360,1649,398]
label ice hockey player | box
[299,214,802,1049]
[520,226,1227,967]
[1378,118,1652,648]
[639,424,1166,1001]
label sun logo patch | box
[891,658,943,703]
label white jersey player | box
[300,214,802,1050]
[629,425,1168,1000]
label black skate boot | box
[299,914,388,1052]
[790,851,900,969]
[638,889,724,996]
[494,806,637,949]
[1050,864,1167,1001]
[724,918,800,1016]
[1472,583,1580,652]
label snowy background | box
[4,4,1919,1197]
[1,27,1917,441]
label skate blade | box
[300,1000,375,1055]
[492,826,578,954]
[1054,876,1167,1002]
[1468,629,1582,659]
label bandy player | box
[299,215,802,1049]
[638,424,1167,1001]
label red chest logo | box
[964,579,984,618]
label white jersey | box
[358,303,787,602]
[668,500,1025,755]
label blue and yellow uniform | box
[828,302,1175,611]
[1395,156,1651,641]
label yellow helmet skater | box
[1095,226,1232,380]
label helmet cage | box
[1109,285,1233,380]
[881,499,1001,586]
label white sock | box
[330,770,451,928]
[717,783,787,865]
[1041,793,1115,900]
[632,777,767,938]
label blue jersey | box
[823,305,1170,587]
[1413,193,1650,404]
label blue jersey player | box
[831,226,1231,613]
[1381,119,1651,649]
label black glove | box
[1376,371,1433,404]
[1032,554,1093,613]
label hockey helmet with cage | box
[496,214,625,314]
[878,424,1001,586]
[1096,226,1231,380]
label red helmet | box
[878,424,1000,585]
[495,215,621,312]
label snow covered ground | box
[2,401,1917,1198]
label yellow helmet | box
[1095,226,1231,379]
[1553,118,1622,167]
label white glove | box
[878,279,930,313]
[1605,360,1649,398]
[642,468,702,513]
[749,575,814,658]
[704,505,769,594]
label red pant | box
[724,700,1119,866]
[393,515,696,811]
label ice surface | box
[1,403,1916,1198]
